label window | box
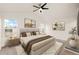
[4,19,17,28]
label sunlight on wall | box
[39,24,45,34]
[44,24,52,35]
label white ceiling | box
[0,3,78,12]
[0,3,79,19]
[0,3,34,13]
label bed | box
[20,34,56,55]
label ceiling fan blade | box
[33,8,39,12]
[41,3,47,8]
[42,8,49,9]
[33,5,40,8]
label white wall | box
[44,18,77,41]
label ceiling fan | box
[33,3,49,13]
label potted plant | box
[69,27,77,48]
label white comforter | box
[20,34,50,45]
[20,35,56,55]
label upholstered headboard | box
[20,28,40,37]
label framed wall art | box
[52,22,65,31]
[24,18,36,28]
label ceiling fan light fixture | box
[39,8,42,13]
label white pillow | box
[26,32,31,36]
[36,32,40,35]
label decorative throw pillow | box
[31,32,36,35]
[20,32,27,37]
[36,32,40,35]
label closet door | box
[77,11,79,35]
